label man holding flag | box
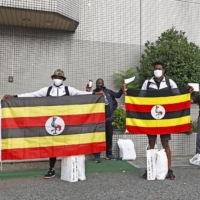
[140,61,179,180]
[125,61,193,180]
[2,69,103,179]
[91,78,124,163]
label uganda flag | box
[0,95,105,160]
[126,88,190,135]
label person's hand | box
[122,83,127,90]
[95,91,104,95]
[2,94,14,100]
[86,84,92,92]
[122,83,127,95]
[187,84,194,94]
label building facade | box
[1,0,200,98]
[0,0,199,157]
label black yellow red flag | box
[126,88,190,135]
[0,95,105,160]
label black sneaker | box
[143,170,147,179]
[166,169,175,180]
[106,155,117,160]
[44,169,55,179]
[94,155,101,163]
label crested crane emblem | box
[151,105,165,119]
[45,116,65,135]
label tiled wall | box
[57,0,79,22]
[1,0,200,97]
[0,0,141,100]
[0,0,200,157]
[0,0,79,22]
[107,133,197,158]
[0,0,57,11]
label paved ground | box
[128,156,199,169]
[2,155,195,171]
[0,167,200,200]
[0,156,200,200]
[1,156,94,171]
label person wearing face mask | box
[139,61,179,180]
[2,69,102,179]
[89,78,126,163]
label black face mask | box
[96,84,103,91]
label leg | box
[105,118,116,160]
[147,135,157,149]
[93,152,101,157]
[49,157,57,170]
[44,157,56,179]
[105,118,113,156]
[160,134,175,180]
[161,140,171,168]
[160,134,171,168]
[93,152,101,163]
[149,139,156,149]
[143,135,157,179]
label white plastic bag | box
[146,144,158,156]
[117,139,123,158]
[146,149,158,180]
[117,139,136,160]
[61,156,78,182]
[156,149,168,180]
[77,155,86,181]
[189,153,200,165]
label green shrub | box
[113,106,126,129]
[114,67,140,89]
[137,27,200,87]
[185,121,198,135]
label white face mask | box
[154,70,163,78]
[54,79,63,86]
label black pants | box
[49,157,56,169]
[94,117,114,157]
[105,118,114,156]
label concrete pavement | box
[0,156,200,200]
[0,167,200,200]
[128,156,200,169]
